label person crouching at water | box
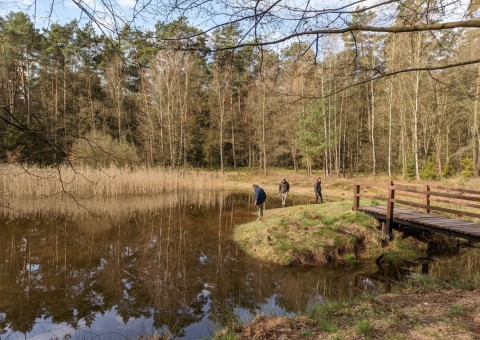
[252,184,267,220]
[278,178,290,207]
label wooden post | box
[353,184,360,211]
[384,181,395,241]
[424,184,430,213]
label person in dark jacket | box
[252,184,267,220]
[314,177,323,203]
[278,178,290,207]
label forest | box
[1,1,480,180]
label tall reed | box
[0,191,236,231]
[0,164,225,197]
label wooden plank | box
[357,194,388,201]
[417,205,480,219]
[394,186,480,203]
[358,205,480,239]
[427,190,480,203]
[394,199,429,210]
[428,185,480,196]
[431,197,480,209]
[392,201,480,220]
[395,192,422,201]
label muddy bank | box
[221,288,480,339]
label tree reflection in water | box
[1,191,478,339]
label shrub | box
[70,130,139,167]
[441,163,455,178]
[460,157,474,178]
[420,157,438,180]
[405,158,416,179]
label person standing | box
[314,177,323,203]
[252,184,267,220]
[278,178,290,207]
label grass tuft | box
[356,319,375,338]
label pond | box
[1,191,479,339]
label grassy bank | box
[214,272,480,340]
[233,200,427,266]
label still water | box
[1,191,479,339]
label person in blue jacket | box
[252,184,267,220]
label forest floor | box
[220,168,480,203]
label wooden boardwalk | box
[359,205,480,242]
[353,182,480,242]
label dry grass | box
[2,163,480,202]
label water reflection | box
[0,192,479,339]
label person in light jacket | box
[278,178,290,207]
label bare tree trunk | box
[412,32,422,180]
[63,65,67,135]
[182,57,191,167]
[473,64,480,176]
[213,69,225,173]
[140,67,154,165]
[231,69,237,169]
[387,83,394,177]
[88,73,96,137]
[413,69,421,180]
[262,82,267,175]
[220,91,225,173]
[55,67,59,146]
[321,73,328,177]
[401,105,407,177]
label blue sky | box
[3,0,149,31]
[2,0,474,50]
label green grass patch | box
[307,300,352,322]
[318,321,339,333]
[395,272,480,293]
[301,329,314,337]
[449,303,466,316]
[234,200,428,266]
[395,272,447,292]
[356,319,375,338]
[212,331,239,340]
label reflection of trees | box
[0,192,432,337]
[0,192,260,336]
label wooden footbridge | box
[353,182,480,242]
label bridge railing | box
[353,181,480,239]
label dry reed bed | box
[0,164,225,197]
[0,191,233,230]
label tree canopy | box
[1,0,480,178]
